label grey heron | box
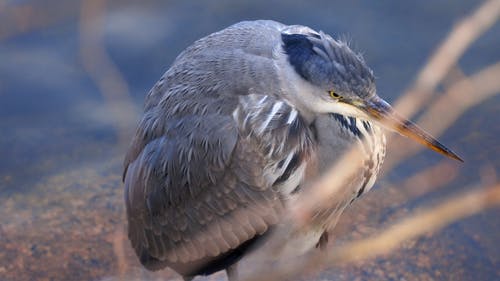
[123,20,462,281]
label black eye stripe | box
[281,33,316,81]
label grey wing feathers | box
[124,111,282,263]
[124,98,313,273]
[123,20,315,273]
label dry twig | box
[111,229,127,279]
[393,0,500,118]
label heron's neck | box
[329,113,386,160]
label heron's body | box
[124,20,459,280]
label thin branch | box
[79,0,138,146]
[111,229,127,279]
[393,0,500,118]
[386,160,459,202]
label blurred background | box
[0,0,499,280]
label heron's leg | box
[226,263,239,281]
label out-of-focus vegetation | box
[0,0,498,280]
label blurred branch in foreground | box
[386,160,459,205]
[244,183,500,281]
[393,0,500,118]
[79,0,138,145]
[111,229,127,280]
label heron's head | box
[281,30,462,161]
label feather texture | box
[123,20,386,278]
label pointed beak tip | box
[422,141,464,163]
[450,152,464,163]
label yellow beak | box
[360,97,463,162]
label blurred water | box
[0,1,498,280]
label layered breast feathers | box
[314,113,386,204]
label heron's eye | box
[328,90,342,100]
